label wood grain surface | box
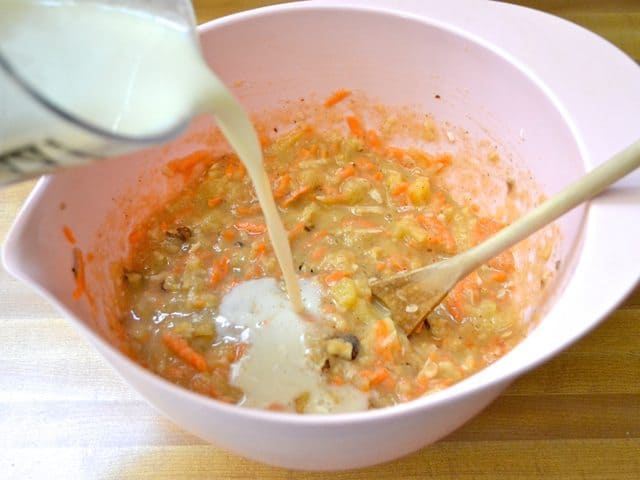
[1,1,639,479]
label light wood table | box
[1,1,638,478]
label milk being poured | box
[0,1,303,309]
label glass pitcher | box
[0,0,201,185]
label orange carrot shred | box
[386,146,406,161]
[356,157,376,172]
[221,228,236,241]
[234,222,267,235]
[254,242,267,257]
[287,222,306,241]
[235,204,261,216]
[491,271,508,283]
[445,271,480,322]
[391,182,409,196]
[366,129,381,149]
[161,331,208,372]
[224,162,236,177]
[417,215,456,253]
[281,185,311,207]
[310,246,328,261]
[337,164,357,181]
[166,150,212,174]
[346,115,365,138]
[273,174,291,199]
[207,196,223,208]
[62,225,76,245]
[324,271,350,285]
[210,255,231,286]
[128,228,145,245]
[297,147,312,161]
[304,229,328,248]
[259,134,272,148]
[72,247,86,300]
[324,89,351,108]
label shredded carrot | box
[304,230,328,248]
[297,147,312,161]
[259,134,272,148]
[366,129,381,149]
[490,271,508,283]
[445,271,480,322]
[254,242,267,258]
[356,157,376,172]
[391,182,409,196]
[310,246,328,261]
[330,376,346,386]
[243,266,262,280]
[128,228,145,245]
[192,299,206,310]
[86,252,95,262]
[166,150,212,174]
[273,174,291,199]
[234,222,267,235]
[337,164,357,181]
[159,221,168,233]
[408,149,433,165]
[386,146,406,161]
[361,367,390,386]
[375,319,391,339]
[235,204,261,216]
[267,403,287,412]
[62,225,76,245]
[387,255,408,272]
[373,171,384,181]
[417,215,457,253]
[474,217,503,242]
[221,228,236,241]
[436,153,453,167]
[207,196,223,208]
[161,331,208,372]
[315,192,348,205]
[280,185,311,207]
[489,252,515,272]
[72,247,86,300]
[210,255,230,286]
[373,320,400,362]
[346,115,365,138]
[324,89,351,108]
[224,162,236,177]
[324,271,350,286]
[474,217,514,271]
[287,222,306,241]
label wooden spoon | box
[371,139,640,335]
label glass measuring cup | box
[0,0,201,185]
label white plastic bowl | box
[4,1,640,471]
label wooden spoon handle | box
[455,138,640,274]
